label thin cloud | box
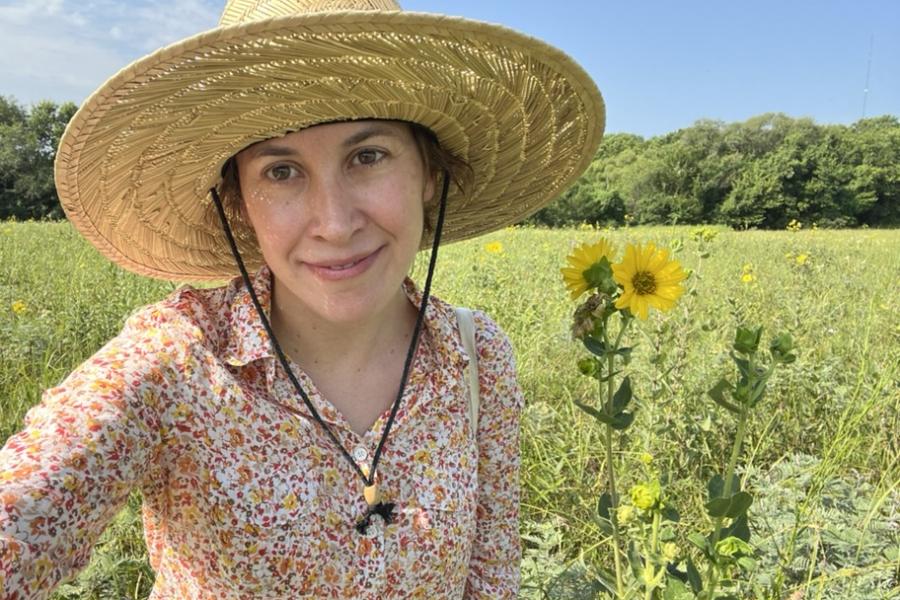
[0,0,220,105]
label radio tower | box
[862,35,874,119]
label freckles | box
[245,187,291,242]
[248,187,276,206]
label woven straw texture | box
[55,3,605,281]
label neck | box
[269,277,419,374]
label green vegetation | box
[2,95,899,230]
[527,114,900,230]
[1,222,898,598]
[0,97,77,220]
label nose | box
[305,175,363,243]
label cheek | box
[242,188,298,247]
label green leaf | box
[572,400,607,422]
[731,353,752,378]
[582,257,618,297]
[779,353,797,364]
[612,376,632,412]
[707,474,741,500]
[769,332,795,363]
[594,517,612,536]
[597,492,614,520]
[610,411,634,430]
[736,556,757,572]
[724,514,751,543]
[705,497,731,518]
[662,578,692,600]
[615,346,633,361]
[687,532,709,554]
[708,379,739,413]
[686,557,703,593]
[598,369,623,382]
[725,491,753,518]
[706,491,753,518]
[572,400,632,430]
[662,506,681,523]
[593,567,618,597]
[748,377,768,407]
[734,325,763,354]
[582,256,613,288]
[595,492,617,535]
[582,336,607,357]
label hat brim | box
[55,10,605,281]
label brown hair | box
[217,120,473,238]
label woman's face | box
[235,120,435,326]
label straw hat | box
[55,0,606,281]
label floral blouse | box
[0,266,524,599]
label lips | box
[313,255,368,270]
[304,246,383,281]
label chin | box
[303,282,402,325]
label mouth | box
[304,246,384,280]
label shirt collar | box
[222,265,470,371]
[221,264,274,367]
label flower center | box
[632,271,657,295]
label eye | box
[353,148,385,166]
[265,164,299,182]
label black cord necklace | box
[209,172,449,534]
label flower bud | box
[630,482,660,511]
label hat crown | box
[219,0,401,27]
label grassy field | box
[1,221,898,599]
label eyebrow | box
[246,124,402,160]
[341,124,401,147]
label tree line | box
[1,95,898,227]
[1,96,77,220]
[528,112,899,229]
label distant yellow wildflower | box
[484,241,504,254]
[561,238,617,300]
[612,243,686,320]
[795,253,809,265]
[10,301,27,315]
[741,263,756,284]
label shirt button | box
[353,446,369,462]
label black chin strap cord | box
[209,171,451,531]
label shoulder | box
[461,307,517,369]
[118,277,243,352]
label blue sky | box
[1,0,897,138]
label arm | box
[464,312,525,599]
[0,306,177,599]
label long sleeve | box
[464,313,525,599]
[0,307,176,599]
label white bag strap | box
[454,306,480,435]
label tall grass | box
[1,221,897,598]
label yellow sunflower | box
[612,242,687,320]
[561,238,617,300]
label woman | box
[0,1,604,598]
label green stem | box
[602,315,631,597]
[703,400,750,599]
[643,510,662,600]
[603,409,624,597]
